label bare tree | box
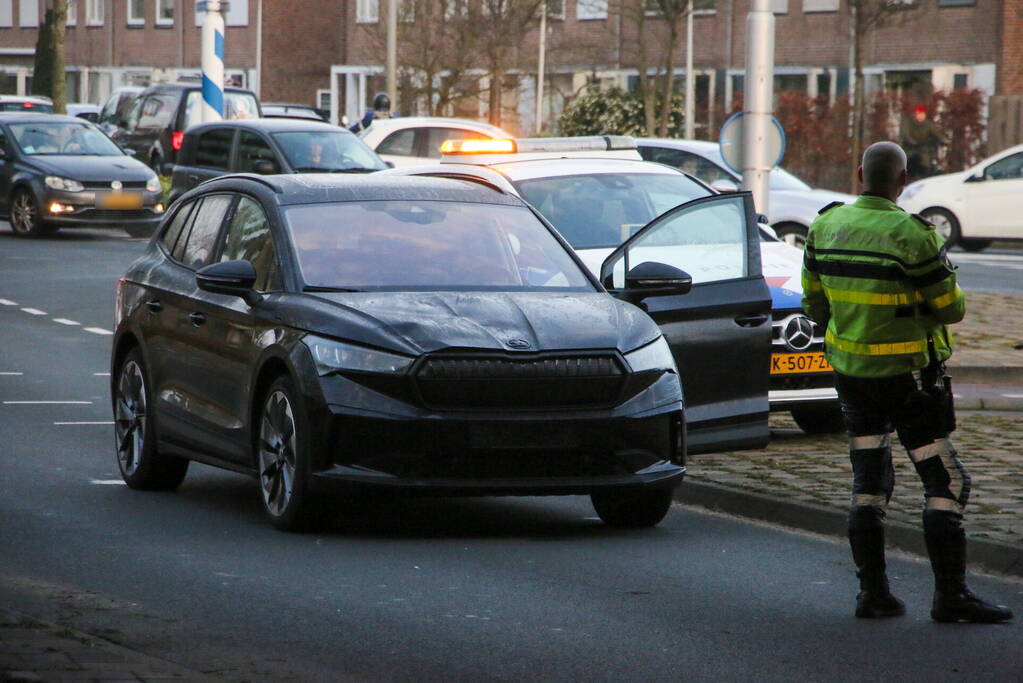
[31,0,68,113]
[473,0,545,127]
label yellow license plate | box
[771,352,833,375]
[97,192,142,209]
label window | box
[85,0,102,24]
[180,194,232,269]
[161,200,197,256]
[937,0,973,5]
[576,0,607,20]
[66,0,77,26]
[803,0,839,11]
[0,1,12,28]
[546,0,564,19]
[225,0,247,24]
[137,94,176,128]
[983,153,1023,181]
[219,197,280,291]
[127,0,143,23]
[443,0,467,19]
[357,0,378,22]
[195,128,234,170]
[398,0,414,22]
[376,129,416,156]
[639,147,736,187]
[155,0,172,25]
[235,131,277,173]
[18,0,38,27]
[771,0,787,12]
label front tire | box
[591,487,674,528]
[920,208,961,248]
[9,188,57,238]
[791,405,846,434]
[256,376,316,531]
[774,223,808,249]
[114,349,189,490]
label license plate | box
[97,192,142,209]
[469,423,578,449]
[770,352,833,375]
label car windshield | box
[0,101,54,113]
[9,121,122,156]
[514,172,708,249]
[273,131,386,172]
[286,200,593,291]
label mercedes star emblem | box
[111,180,123,190]
[782,315,815,352]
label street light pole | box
[535,1,546,135]
[741,0,775,215]
[199,0,225,123]
[685,4,694,139]
[387,0,397,111]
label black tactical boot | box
[849,507,905,618]
[924,510,1013,624]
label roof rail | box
[207,173,284,193]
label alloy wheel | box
[925,211,954,242]
[259,390,297,517]
[10,191,37,235]
[114,360,147,476]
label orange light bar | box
[440,138,517,155]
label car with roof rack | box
[384,135,844,436]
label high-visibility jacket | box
[801,194,966,378]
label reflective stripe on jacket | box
[800,194,965,378]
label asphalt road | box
[0,225,1022,681]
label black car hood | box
[27,155,153,182]
[284,291,660,356]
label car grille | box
[771,309,824,352]
[82,180,148,189]
[415,353,626,409]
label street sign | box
[719,111,786,175]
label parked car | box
[97,86,144,134]
[260,102,328,121]
[0,113,164,237]
[357,117,512,168]
[0,95,54,113]
[387,135,843,435]
[899,142,1023,252]
[169,118,387,203]
[110,83,261,175]
[637,138,855,249]
[112,173,689,530]
[66,103,100,122]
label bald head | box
[859,141,908,200]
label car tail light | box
[23,102,35,108]
[171,131,184,151]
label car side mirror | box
[624,261,693,298]
[965,172,985,183]
[384,160,395,168]
[711,178,739,193]
[196,259,262,305]
[251,159,278,175]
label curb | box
[674,480,1023,578]
[947,365,1023,384]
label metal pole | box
[255,0,262,99]
[200,0,225,123]
[685,4,694,139]
[387,0,397,111]
[741,0,774,215]
[535,1,546,135]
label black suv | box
[169,118,386,203]
[110,83,261,175]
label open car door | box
[600,192,771,454]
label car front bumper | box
[39,188,164,227]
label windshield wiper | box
[304,285,362,293]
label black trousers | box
[835,371,971,518]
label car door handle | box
[187,174,199,182]
[144,299,163,313]
[188,311,206,327]
[734,312,770,327]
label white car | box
[384,136,842,435]
[636,138,855,249]
[356,116,512,168]
[899,143,1023,252]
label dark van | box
[110,83,261,175]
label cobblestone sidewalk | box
[943,291,1023,370]
[689,411,1023,548]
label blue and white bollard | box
[199,0,225,123]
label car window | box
[640,147,736,186]
[514,172,709,249]
[272,131,386,171]
[984,152,1023,180]
[376,129,416,156]
[99,92,119,124]
[0,101,54,113]
[0,131,9,154]
[285,201,593,291]
[195,128,234,169]
[606,195,748,288]
[219,196,281,291]
[138,94,178,129]
[123,97,144,132]
[183,91,259,129]
[236,131,277,172]
[180,194,233,269]
[160,199,197,255]
[424,127,490,159]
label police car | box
[383,135,842,436]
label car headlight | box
[304,335,415,376]
[44,176,84,192]
[902,181,923,200]
[145,174,161,193]
[624,336,677,373]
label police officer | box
[349,92,394,134]
[801,141,1012,623]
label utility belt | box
[908,334,957,434]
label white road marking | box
[52,318,80,326]
[0,299,17,306]
[1002,394,1023,398]
[84,327,113,335]
[20,307,46,315]
[3,400,93,405]
[90,480,126,486]
[55,421,114,425]
[93,372,110,376]
[0,372,24,376]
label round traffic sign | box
[718,112,786,175]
